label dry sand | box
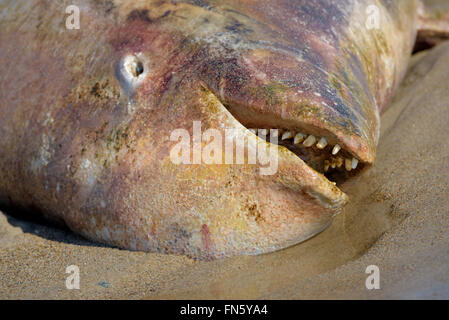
[1,41,448,300]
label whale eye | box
[116,54,148,92]
[135,61,144,76]
[124,55,145,78]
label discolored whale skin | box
[0,0,417,259]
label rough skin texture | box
[0,0,417,259]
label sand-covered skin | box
[1,41,449,300]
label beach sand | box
[1,40,448,300]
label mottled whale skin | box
[0,0,418,259]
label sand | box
[1,41,448,300]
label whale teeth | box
[316,137,328,149]
[345,158,353,171]
[282,131,294,140]
[322,156,360,175]
[324,160,330,172]
[303,135,317,147]
[336,157,344,168]
[249,127,362,176]
[294,133,305,144]
[332,144,341,155]
[352,158,359,169]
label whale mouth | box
[199,83,370,191]
[249,128,365,185]
[216,98,369,188]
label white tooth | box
[249,129,257,135]
[345,158,352,171]
[259,129,268,136]
[282,131,294,140]
[303,135,317,147]
[316,137,328,149]
[332,144,341,155]
[294,133,305,144]
[352,158,359,169]
[271,129,279,138]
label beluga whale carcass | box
[0,0,443,259]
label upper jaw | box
[217,99,376,165]
[198,48,379,173]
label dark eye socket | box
[123,55,145,78]
[135,61,144,76]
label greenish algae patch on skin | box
[262,83,290,107]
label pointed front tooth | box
[303,135,317,147]
[294,133,305,144]
[316,137,328,149]
[345,158,352,171]
[282,131,294,140]
[259,129,268,136]
[352,158,359,169]
[332,144,341,155]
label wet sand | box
[1,40,448,300]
